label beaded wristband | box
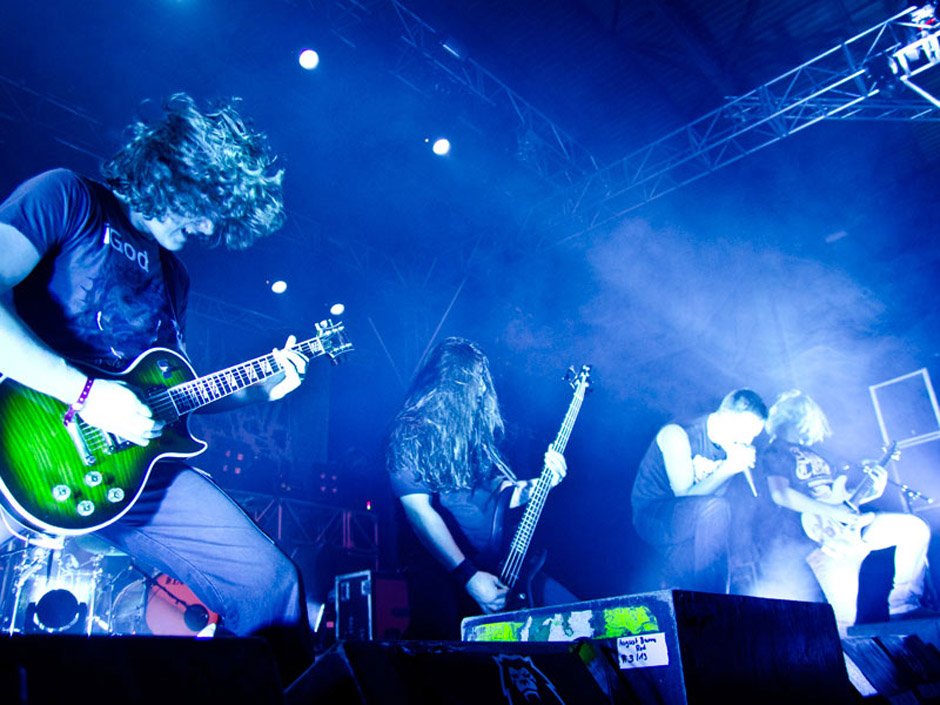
[63,377,95,427]
[451,558,478,587]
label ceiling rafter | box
[522,3,940,249]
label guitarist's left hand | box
[509,448,567,508]
[858,463,888,504]
[265,335,309,401]
[544,447,567,487]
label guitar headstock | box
[879,441,900,465]
[313,319,354,364]
[564,365,592,394]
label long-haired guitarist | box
[762,390,931,627]
[387,337,570,639]
[0,95,313,682]
[631,389,769,594]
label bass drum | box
[145,573,220,636]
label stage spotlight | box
[432,138,451,156]
[299,49,320,70]
[330,303,345,316]
[271,280,288,294]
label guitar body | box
[478,485,547,611]
[503,549,548,612]
[0,320,353,536]
[800,475,870,561]
[799,443,896,561]
[0,348,205,535]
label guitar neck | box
[845,442,896,512]
[500,381,588,587]
[168,337,328,415]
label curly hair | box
[387,337,511,493]
[101,93,284,250]
[766,390,832,445]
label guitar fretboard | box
[500,368,590,588]
[167,338,328,415]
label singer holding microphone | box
[631,389,768,593]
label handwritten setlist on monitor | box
[617,633,670,669]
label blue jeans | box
[1,462,312,683]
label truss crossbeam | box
[531,5,940,245]
[330,0,599,189]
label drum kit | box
[0,534,216,636]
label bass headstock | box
[564,365,592,394]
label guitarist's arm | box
[660,425,753,497]
[0,223,161,446]
[766,474,873,526]
[398,492,508,613]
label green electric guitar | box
[0,320,353,536]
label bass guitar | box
[0,320,353,535]
[482,365,592,611]
[800,441,897,560]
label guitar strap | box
[158,247,189,356]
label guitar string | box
[501,384,587,584]
[48,335,341,511]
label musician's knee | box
[695,496,731,534]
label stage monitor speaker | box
[463,589,856,705]
[0,634,284,705]
[285,640,612,705]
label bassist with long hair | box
[387,337,570,639]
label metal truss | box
[188,292,287,333]
[326,0,599,190]
[0,74,109,162]
[228,490,380,569]
[529,4,940,247]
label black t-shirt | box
[0,169,189,371]
[388,419,505,558]
[761,439,835,500]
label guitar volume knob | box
[106,488,125,504]
[76,500,95,517]
[52,485,71,502]
[84,471,103,487]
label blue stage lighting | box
[432,138,451,156]
[299,49,320,70]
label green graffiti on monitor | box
[466,620,524,642]
[601,605,659,637]
[465,603,660,642]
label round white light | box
[432,138,450,156]
[330,303,345,316]
[299,49,320,70]
[271,280,288,294]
